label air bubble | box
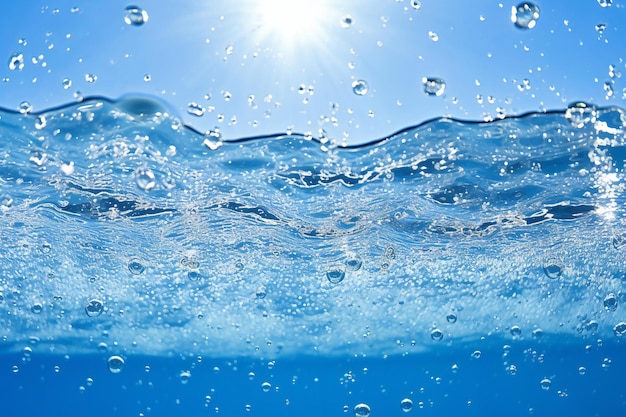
[597,0,612,7]
[326,268,346,284]
[8,53,24,71]
[410,0,422,10]
[422,77,446,96]
[35,115,47,129]
[107,355,125,373]
[124,5,149,26]
[62,78,72,90]
[354,403,371,417]
[179,370,191,384]
[540,378,551,390]
[85,73,97,83]
[613,322,626,337]
[256,287,267,299]
[603,293,618,312]
[532,328,544,338]
[511,2,540,29]
[542,259,563,279]
[428,31,439,42]
[128,259,145,275]
[85,299,104,317]
[261,382,272,392]
[345,258,363,271]
[430,328,444,341]
[352,80,368,96]
[400,398,413,412]
[446,313,457,323]
[510,325,522,338]
[135,167,156,191]
[187,271,201,280]
[31,303,43,314]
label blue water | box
[1,96,625,415]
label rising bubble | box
[31,303,43,314]
[511,2,540,29]
[430,328,444,341]
[128,259,145,275]
[352,80,369,96]
[603,293,618,312]
[261,382,272,392]
[400,398,413,412]
[345,258,363,271]
[327,268,346,284]
[540,378,551,390]
[597,0,612,7]
[543,259,563,279]
[446,313,457,323]
[124,5,149,26]
[107,355,125,373]
[613,322,626,337]
[422,77,446,96]
[85,299,104,317]
[354,403,371,417]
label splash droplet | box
[62,78,72,90]
[18,101,33,114]
[187,102,205,117]
[124,5,149,26]
[8,53,24,71]
[410,0,422,10]
[135,167,156,191]
[565,102,597,128]
[352,80,369,96]
[422,77,446,96]
[511,2,540,29]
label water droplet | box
[354,403,371,417]
[532,328,544,338]
[345,258,362,271]
[446,313,457,323]
[187,102,205,117]
[203,130,223,150]
[543,259,563,279]
[422,77,446,96]
[8,53,24,71]
[261,382,272,392]
[128,259,145,275]
[428,31,439,41]
[400,398,413,412]
[511,2,540,29]
[352,80,368,96]
[85,299,104,317]
[62,78,72,90]
[340,16,353,28]
[135,167,156,191]
[18,101,33,114]
[510,325,522,338]
[107,355,125,373]
[471,350,482,359]
[578,366,587,375]
[595,23,607,37]
[603,82,614,98]
[597,0,612,7]
[22,346,33,358]
[124,5,149,26]
[565,102,597,128]
[35,115,47,129]
[85,73,97,83]
[410,0,422,10]
[540,378,551,390]
[225,45,234,55]
[143,74,151,82]
[604,293,618,312]
[326,268,346,284]
[613,322,626,337]
[31,303,43,314]
[179,370,191,384]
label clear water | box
[1,96,626,415]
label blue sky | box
[1,0,625,144]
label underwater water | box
[1,96,626,415]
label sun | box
[253,0,331,47]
